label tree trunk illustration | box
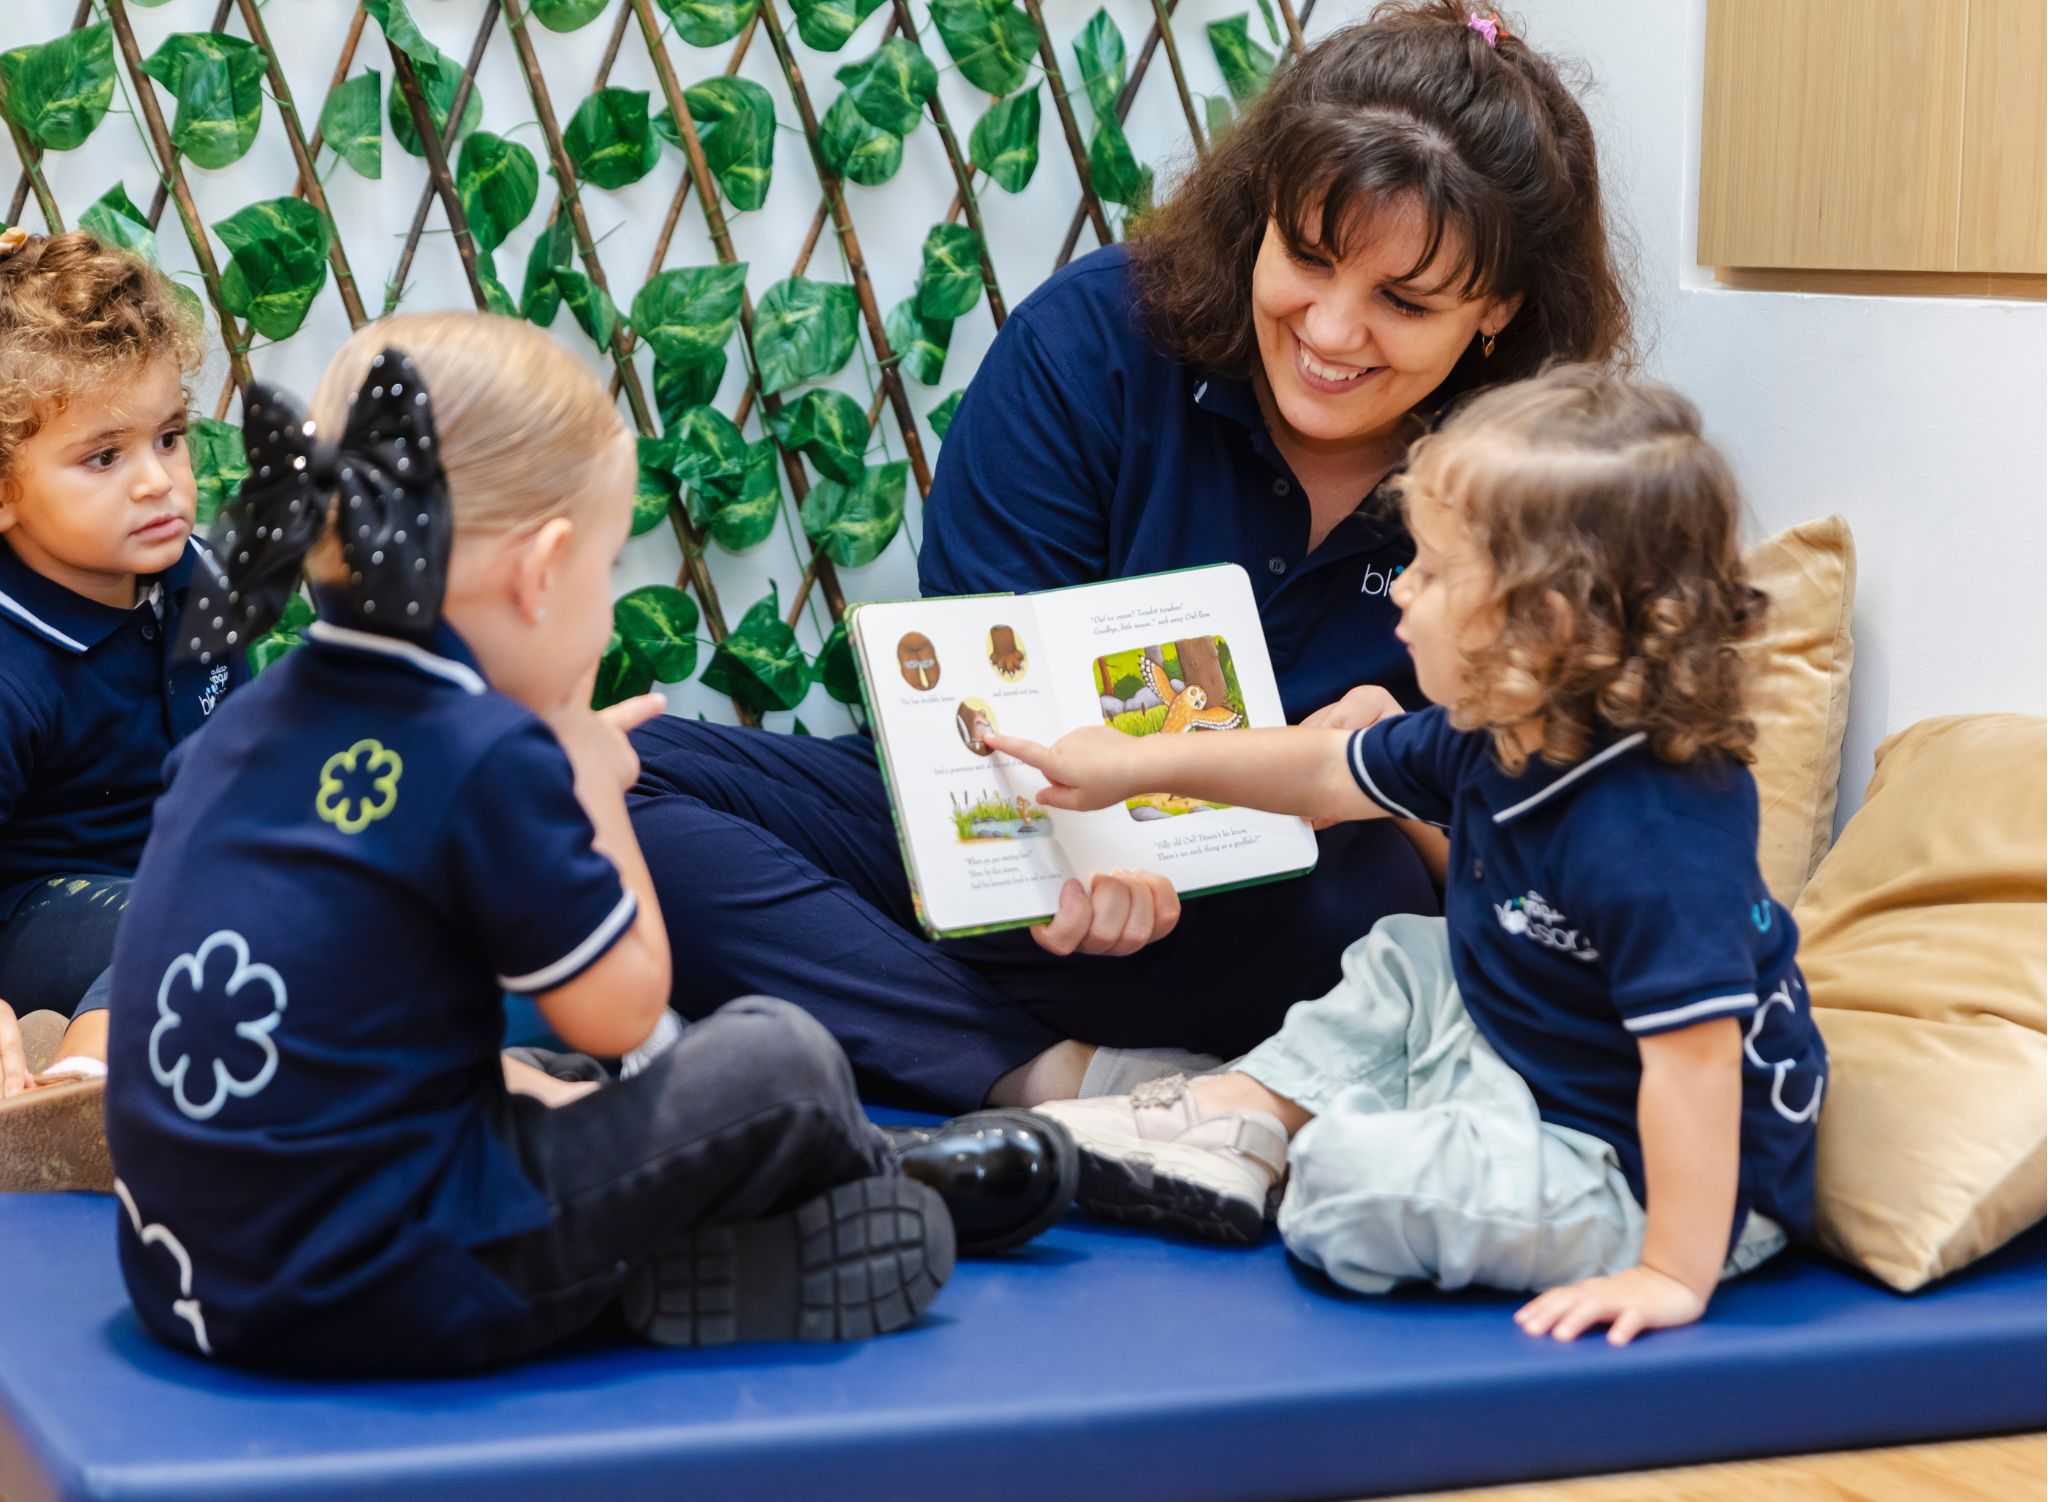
[1174,636,1228,704]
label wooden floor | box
[1384,1432,2044,1502]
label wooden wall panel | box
[1959,0,2048,272]
[1699,0,1969,272]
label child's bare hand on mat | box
[1514,1263,1708,1346]
[0,999,27,1098]
[984,728,1149,811]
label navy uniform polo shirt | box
[0,536,247,917]
[1348,707,1827,1241]
[103,616,636,1371]
[919,245,1420,723]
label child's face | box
[1389,489,1498,706]
[0,358,193,606]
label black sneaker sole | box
[1073,1145,1268,1246]
[621,1177,954,1346]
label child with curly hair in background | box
[997,365,1827,1345]
[0,225,244,1114]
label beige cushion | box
[1794,714,2047,1291]
[1744,515,1857,907]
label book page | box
[1027,564,1320,895]
[851,596,1077,936]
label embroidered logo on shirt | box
[149,929,287,1122]
[114,1179,212,1356]
[1494,890,1600,963]
[199,662,230,716]
[1360,562,1407,597]
[316,738,404,834]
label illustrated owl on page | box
[1141,656,1244,733]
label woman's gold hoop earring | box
[1481,331,1497,359]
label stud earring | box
[536,607,548,621]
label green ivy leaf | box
[1254,0,1283,46]
[249,591,314,676]
[635,434,680,536]
[142,33,268,170]
[550,266,620,349]
[884,297,951,386]
[1204,92,1236,145]
[321,69,381,179]
[475,249,520,317]
[929,0,1036,98]
[787,0,887,53]
[835,37,936,137]
[0,23,115,153]
[594,627,657,708]
[969,86,1039,192]
[691,438,783,553]
[1087,114,1148,207]
[654,351,728,429]
[801,461,907,568]
[679,77,775,211]
[754,277,859,395]
[769,389,869,484]
[566,87,660,190]
[631,263,748,369]
[520,212,575,325]
[1072,9,1126,118]
[371,0,483,159]
[702,588,807,710]
[659,0,760,47]
[614,583,701,682]
[79,182,157,262]
[665,404,748,485]
[215,198,332,340]
[455,130,538,253]
[813,618,861,704]
[928,389,963,440]
[187,416,248,526]
[818,90,902,187]
[532,0,612,32]
[1207,14,1276,105]
[915,222,982,321]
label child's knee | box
[697,995,854,1103]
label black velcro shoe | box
[882,1109,1079,1255]
[621,1176,953,1346]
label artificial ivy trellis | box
[0,0,1311,721]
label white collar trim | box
[0,588,89,652]
[304,620,487,695]
[1491,732,1649,824]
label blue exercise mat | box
[0,1187,2040,1502]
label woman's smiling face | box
[1251,195,1519,451]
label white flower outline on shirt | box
[114,1177,212,1356]
[1745,975,1824,1125]
[149,930,287,1122]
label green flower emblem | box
[316,738,404,835]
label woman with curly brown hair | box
[1003,366,1827,1343]
[626,2,1636,1113]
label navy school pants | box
[626,719,1440,1113]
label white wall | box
[9,0,2043,810]
[1524,0,2047,818]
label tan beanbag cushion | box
[1795,714,2046,1290]
[1744,516,1857,907]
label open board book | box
[850,564,1319,939]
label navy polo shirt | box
[920,245,1419,723]
[0,536,247,918]
[1348,707,1827,1241]
[103,616,635,1370]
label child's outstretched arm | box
[532,689,675,1059]
[1515,1018,1743,1345]
[985,726,1390,826]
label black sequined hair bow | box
[185,348,452,664]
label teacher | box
[627,0,1633,1112]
